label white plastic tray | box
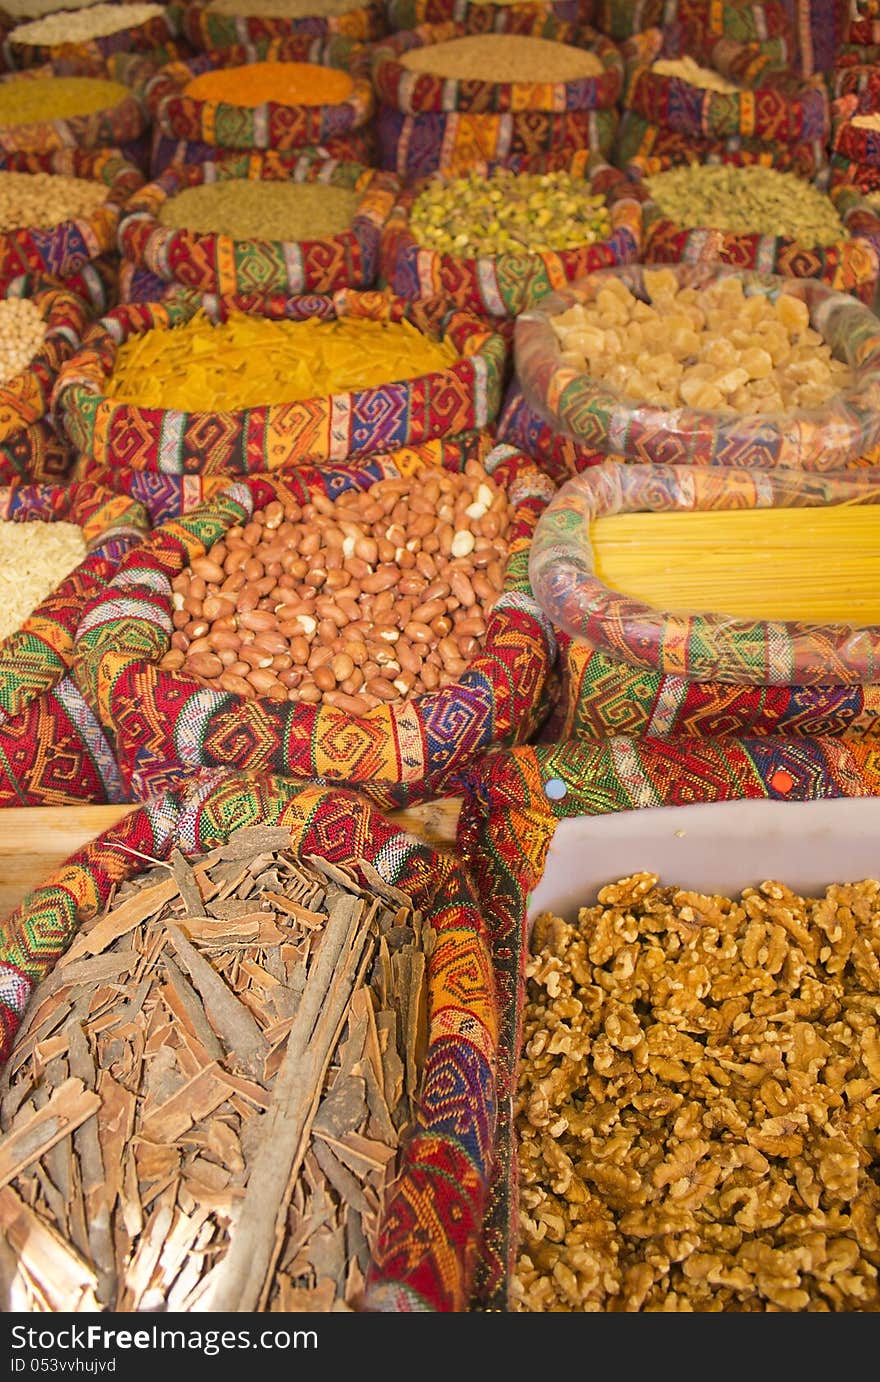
[526,796,880,925]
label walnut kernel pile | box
[512,872,880,1313]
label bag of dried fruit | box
[70,447,556,808]
[117,152,400,300]
[179,0,388,49]
[455,733,880,1311]
[141,35,376,177]
[514,263,880,472]
[0,769,497,1313]
[0,479,147,805]
[371,21,623,181]
[53,287,509,477]
[379,150,642,320]
[0,275,92,484]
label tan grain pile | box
[9,1,163,44]
[0,297,46,386]
[0,520,86,642]
[0,170,109,232]
[399,34,604,83]
[157,180,360,240]
[513,871,880,1313]
[651,55,741,94]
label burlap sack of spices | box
[117,152,400,299]
[54,287,510,478]
[454,733,880,1310]
[0,480,148,806]
[70,448,556,809]
[0,275,92,485]
[0,769,498,1312]
[529,462,880,745]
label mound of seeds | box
[157,180,361,241]
[0,76,129,127]
[645,164,847,245]
[513,871,880,1312]
[0,832,430,1312]
[398,35,604,83]
[0,170,109,232]
[9,1,162,44]
[410,167,612,258]
[0,520,86,643]
[0,296,46,385]
[160,463,510,711]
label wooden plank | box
[0,798,462,919]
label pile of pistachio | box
[408,167,612,259]
[645,164,847,245]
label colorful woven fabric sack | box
[118,153,399,298]
[148,127,376,178]
[0,61,149,156]
[0,147,142,296]
[142,36,374,159]
[514,263,880,470]
[593,0,663,39]
[832,93,880,176]
[621,25,831,144]
[0,275,91,485]
[372,20,622,179]
[0,479,148,806]
[3,4,185,73]
[786,0,852,75]
[177,0,387,47]
[612,108,829,181]
[71,447,556,808]
[0,769,498,1313]
[379,151,642,319]
[495,374,609,483]
[454,732,880,1309]
[636,170,880,306]
[529,461,880,743]
[53,287,509,477]
[384,0,579,34]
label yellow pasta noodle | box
[590,505,880,624]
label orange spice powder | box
[182,60,354,107]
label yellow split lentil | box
[105,311,460,410]
[8,2,163,44]
[399,35,604,83]
[0,76,129,126]
[0,297,46,384]
[0,520,86,644]
[644,164,847,245]
[0,171,109,232]
[157,180,360,241]
[410,167,611,257]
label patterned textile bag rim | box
[528,459,880,687]
[513,261,880,471]
[379,150,643,318]
[0,478,148,725]
[4,5,182,72]
[72,449,556,805]
[116,154,401,297]
[612,108,830,184]
[0,275,91,445]
[453,732,880,1311]
[143,36,374,149]
[384,0,579,34]
[0,768,499,1313]
[51,287,509,475]
[632,167,880,302]
[0,147,144,293]
[0,62,148,155]
[176,0,387,47]
[370,19,624,114]
[832,92,880,170]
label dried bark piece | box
[165,924,268,1081]
[0,1078,100,1189]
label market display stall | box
[0,0,879,1318]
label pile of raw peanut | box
[550,268,853,413]
[160,461,511,712]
